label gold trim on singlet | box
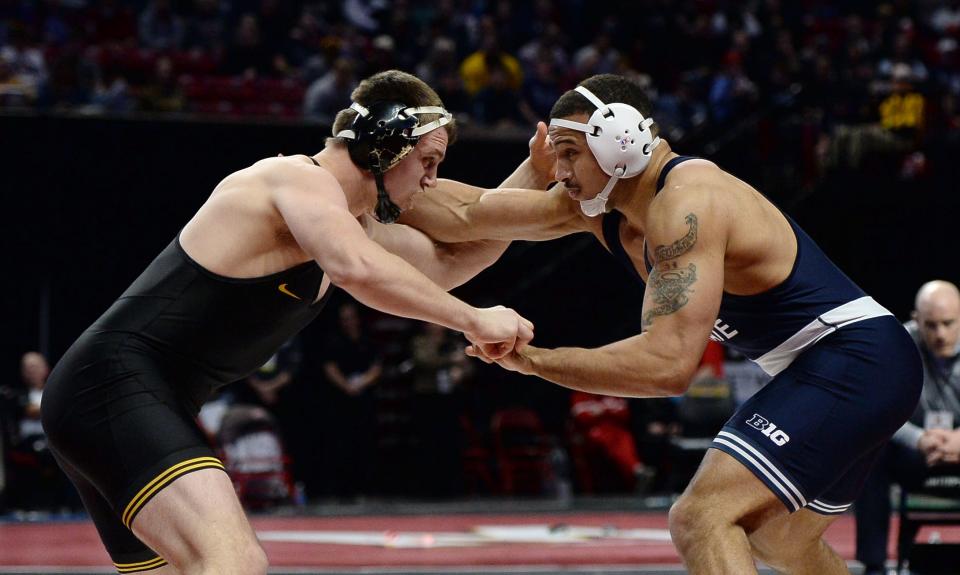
[114,556,168,573]
[121,456,225,528]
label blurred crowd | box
[0,0,957,142]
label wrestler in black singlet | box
[42,159,332,572]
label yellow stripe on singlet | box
[121,456,225,528]
[114,556,167,572]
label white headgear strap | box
[335,103,451,140]
[549,85,660,216]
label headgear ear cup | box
[336,102,452,223]
[549,85,661,216]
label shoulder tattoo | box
[653,213,697,261]
[643,213,699,328]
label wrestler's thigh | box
[131,468,261,569]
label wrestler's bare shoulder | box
[649,160,730,222]
[214,155,339,194]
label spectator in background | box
[573,32,621,78]
[255,0,295,59]
[90,69,136,113]
[40,3,71,47]
[367,34,398,74]
[1,352,75,510]
[183,0,227,55]
[139,55,185,113]
[81,0,137,47]
[17,352,48,442]
[570,391,654,492]
[708,49,758,125]
[39,46,99,110]
[517,23,568,78]
[0,23,46,107]
[341,0,387,34]
[855,280,960,575]
[283,5,327,71]
[931,0,960,33]
[472,56,524,127]
[303,57,356,122]
[654,77,708,142]
[223,13,273,79]
[416,36,468,114]
[234,338,302,413]
[212,338,303,508]
[409,322,473,496]
[322,302,383,500]
[877,62,926,135]
[138,0,184,52]
[519,58,562,125]
[426,0,474,60]
[383,0,418,72]
[459,24,522,97]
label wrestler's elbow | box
[655,359,700,397]
[322,249,379,288]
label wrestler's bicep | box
[403,179,585,242]
[641,211,724,360]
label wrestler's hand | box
[528,121,557,184]
[466,342,538,376]
[464,306,534,360]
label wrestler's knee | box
[194,542,267,575]
[169,534,267,575]
[238,540,269,575]
[668,492,713,552]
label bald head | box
[913,280,960,358]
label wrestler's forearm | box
[522,341,692,398]
[434,239,510,289]
[335,248,480,334]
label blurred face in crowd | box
[914,282,960,358]
[339,304,361,339]
[549,115,610,204]
[20,352,49,389]
[382,127,447,211]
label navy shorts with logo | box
[710,315,922,515]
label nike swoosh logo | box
[278,283,302,301]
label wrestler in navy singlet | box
[602,156,923,515]
[41,158,333,572]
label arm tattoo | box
[653,213,697,261]
[643,213,700,328]
[643,263,698,327]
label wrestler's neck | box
[604,140,678,226]
[313,146,379,217]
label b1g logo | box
[746,414,791,446]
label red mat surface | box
[0,512,954,568]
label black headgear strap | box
[374,173,402,223]
[336,101,451,224]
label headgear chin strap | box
[336,101,452,223]
[549,85,661,217]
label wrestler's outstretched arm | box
[271,161,532,357]
[384,122,582,287]
[399,122,587,244]
[471,182,727,397]
[361,215,508,290]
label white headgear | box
[549,85,661,216]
